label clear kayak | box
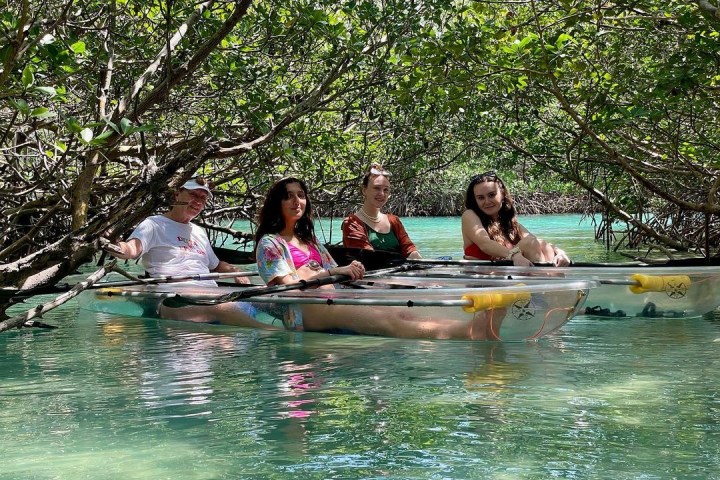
[387,264,720,319]
[78,278,598,341]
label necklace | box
[359,208,380,223]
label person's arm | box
[461,210,532,266]
[256,235,295,286]
[314,241,364,280]
[212,260,251,284]
[518,224,570,266]
[296,240,364,283]
[342,215,374,250]
[390,215,421,259]
[102,218,156,260]
[271,262,365,287]
[324,261,365,280]
[102,237,143,260]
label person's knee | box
[518,237,543,261]
[217,302,255,325]
[519,237,553,262]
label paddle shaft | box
[3,271,259,299]
[410,271,641,287]
[95,271,258,288]
[97,288,476,308]
[167,273,352,306]
[407,258,646,268]
[470,273,638,286]
[167,264,422,307]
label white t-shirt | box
[128,215,220,287]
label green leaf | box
[9,98,30,116]
[90,130,114,145]
[21,66,34,88]
[31,107,55,119]
[55,141,67,153]
[70,41,86,54]
[556,33,573,49]
[105,120,120,134]
[34,86,57,97]
[66,117,83,133]
[129,124,155,134]
[120,118,132,134]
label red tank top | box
[463,243,492,260]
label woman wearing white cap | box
[106,177,273,328]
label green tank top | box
[368,228,401,252]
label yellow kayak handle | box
[96,287,124,300]
[629,274,691,294]
[461,291,531,313]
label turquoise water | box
[229,214,626,263]
[2,215,719,479]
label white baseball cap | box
[181,178,213,198]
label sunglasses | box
[369,164,392,177]
[471,171,498,182]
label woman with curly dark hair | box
[255,177,481,338]
[461,171,570,267]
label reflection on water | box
[2,307,719,478]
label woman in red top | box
[461,171,570,266]
[342,164,422,259]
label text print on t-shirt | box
[177,236,207,255]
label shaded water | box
[3,216,719,479]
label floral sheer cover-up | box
[255,233,337,331]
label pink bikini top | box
[288,242,323,270]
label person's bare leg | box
[469,308,505,340]
[536,239,556,262]
[518,236,553,263]
[159,302,278,330]
[301,304,475,339]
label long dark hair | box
[254,177,317,245]
[464,172,522,245]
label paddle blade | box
[324,245,406,270]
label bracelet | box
[505,246,521,260]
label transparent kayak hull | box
[78,279,598,341]
[390,265,720,318]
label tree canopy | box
[2,0,719,321]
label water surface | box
[2,215,718,479]
[3,309,719,479]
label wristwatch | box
[505,246,521,260]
